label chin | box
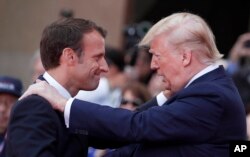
[85,83,99,91]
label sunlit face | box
[0,93,17,133]
[149,34,185,94]
[72,30,108,91]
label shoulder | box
[182,81,229,98]
[176,80,241,108]
[8,94,60,131]
[11,94,55,117]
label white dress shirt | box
[43,72,72,127]
[65,64,219,127]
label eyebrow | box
[95,52,105,58]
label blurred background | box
[0,0,250,89]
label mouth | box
[93,70,101,77]
[93,73,101,80]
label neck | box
[185,63,210,85]
[47,69,78,97]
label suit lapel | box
[188,65,226,86]
[37,75,46,81]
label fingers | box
[163,90,173,98]
[35,79,42,83]
[18,81,48,100]
[18,86,33,100]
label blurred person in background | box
[124,47,153,85]
[120,81,151,111]
[30,50,45,82]
[0,76,23,157]
[102,47,127,107]
[227,32,250,140]
[133,48,153,85]
[123,21,153,85]
[227,32,250,75]
[232,66,250,140]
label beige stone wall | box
[0,0,128,89]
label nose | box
[150,56,159,70]
[100,58,109,73]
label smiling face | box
[72,30,108,91]
[149,33,189,94]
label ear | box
[61,48,77,66]
[181,49,192,67]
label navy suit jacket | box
[5,76,124,157]
[71,66,246,157]
[5,76,112,157]
[6,95,90,157]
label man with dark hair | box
[6,18,109,157]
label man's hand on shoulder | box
[19,80,67,112]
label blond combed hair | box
[139,12,223,64]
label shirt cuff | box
[64,98,74,128]
[156,91,167,106]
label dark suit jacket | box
[5,75,124,157]
[6,75,92,157]
[6,94,90,157]
[68,66,247,157]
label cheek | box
[88,62,100,74]
[159,61,170,73]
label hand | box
[161,78,174,98]
[19,80,67,112]
[163,90,173,98]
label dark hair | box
[40,18,106,70]
[105,46,125,72]
[122,81,152,103]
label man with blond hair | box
[20,12,246,157]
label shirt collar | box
[43,72,72,99]
[185,64,219,88]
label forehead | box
[149,33,169,52]
[81,30,105,55]
[0,93,17,100]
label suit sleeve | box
[69,84,224,144]
[6,95,58,157]
[136,98,158,112]
[103,144,139,157]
